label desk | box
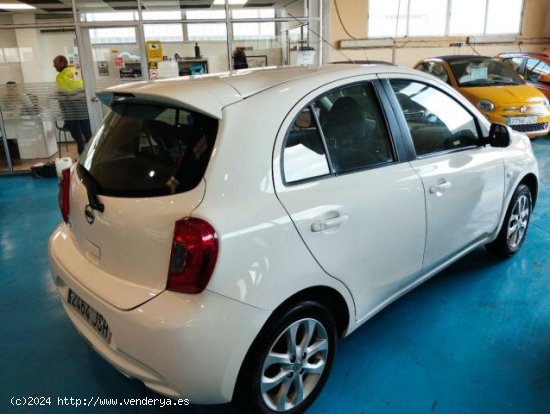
[5,115,57,159]
[177,59,209,75]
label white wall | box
[0,28,23,84]
[38,31,78,83]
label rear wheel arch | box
[273,286,351,339]
[487,182,533,257]
[232,286,350,412]
[519,173,538,208]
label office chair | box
[55,119,70,154]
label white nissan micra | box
[49,64,538,413]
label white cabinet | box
[14,115,57,159]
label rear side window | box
[283,82,395,184]
[503,57,524,74]
[319,83,395,173]
[526,58,550,82]
[80,103,217,197]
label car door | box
[273,79,426,321]
[384,77,505,269]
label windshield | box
[79,102,218,197]
[449,59,524,87]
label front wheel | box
[233,301,337,414]
[486,184,532,257]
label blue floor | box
[1,140,550,414]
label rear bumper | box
[49,224,270,404]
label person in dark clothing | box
[233,48,248,70]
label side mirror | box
[486,123,511,147]
[538,74,550,84]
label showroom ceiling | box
[0,0,300,14]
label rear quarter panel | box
[492,131,539,239]
[193,77,357,320]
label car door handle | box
[429,180,452,194]
[311,214,349,232]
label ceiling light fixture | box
[0,3,36,10]
[213,0,248,5]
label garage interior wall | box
[327,0,550,66]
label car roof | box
[97,64,418,119]
[426,55,494,63]
[497,51,550,59]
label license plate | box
[507,116,537,126]
[67,289,112,344]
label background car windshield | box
[79,102,218,197]
[450,59,524,87]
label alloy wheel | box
[260,318,329,412]
[506,193,530,250]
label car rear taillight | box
[58,168,70,223]
[167,218,219,294]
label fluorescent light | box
[340,38,395,49]
[213,0,248,5]
[0,3,36,10]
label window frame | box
[382,78,485,160]
[367,0,524,38]
[281,80,400,187]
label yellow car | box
[415,55,550,138]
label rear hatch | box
[66,99,218,310]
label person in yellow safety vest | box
[53,55,91,155]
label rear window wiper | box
[77,164,105,213]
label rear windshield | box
[79,102,218,197]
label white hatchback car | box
[49,64,538,413]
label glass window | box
[390,80,479,156]
[486,0,523,34]
[449,0,486,35]
[526,58,550,82]
[144,24,184,42]
[232,8,275,19]
[82,12,136,22]
[368,0,408,38]
[80,103,218,197]
[408,0,447,36]
[142,10,182,21]
[415,62,449,83]
[230,9,276,40]
[368,0,523,37]
[89,27,136,44]
[503,57,524,74]
[186,10,227,41]
[283,106,330,183]
[319,83,395,173]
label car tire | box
[233,301,337,414]
[486,183,532,258]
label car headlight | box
[478,99,495,112]
[543,97,549,107]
